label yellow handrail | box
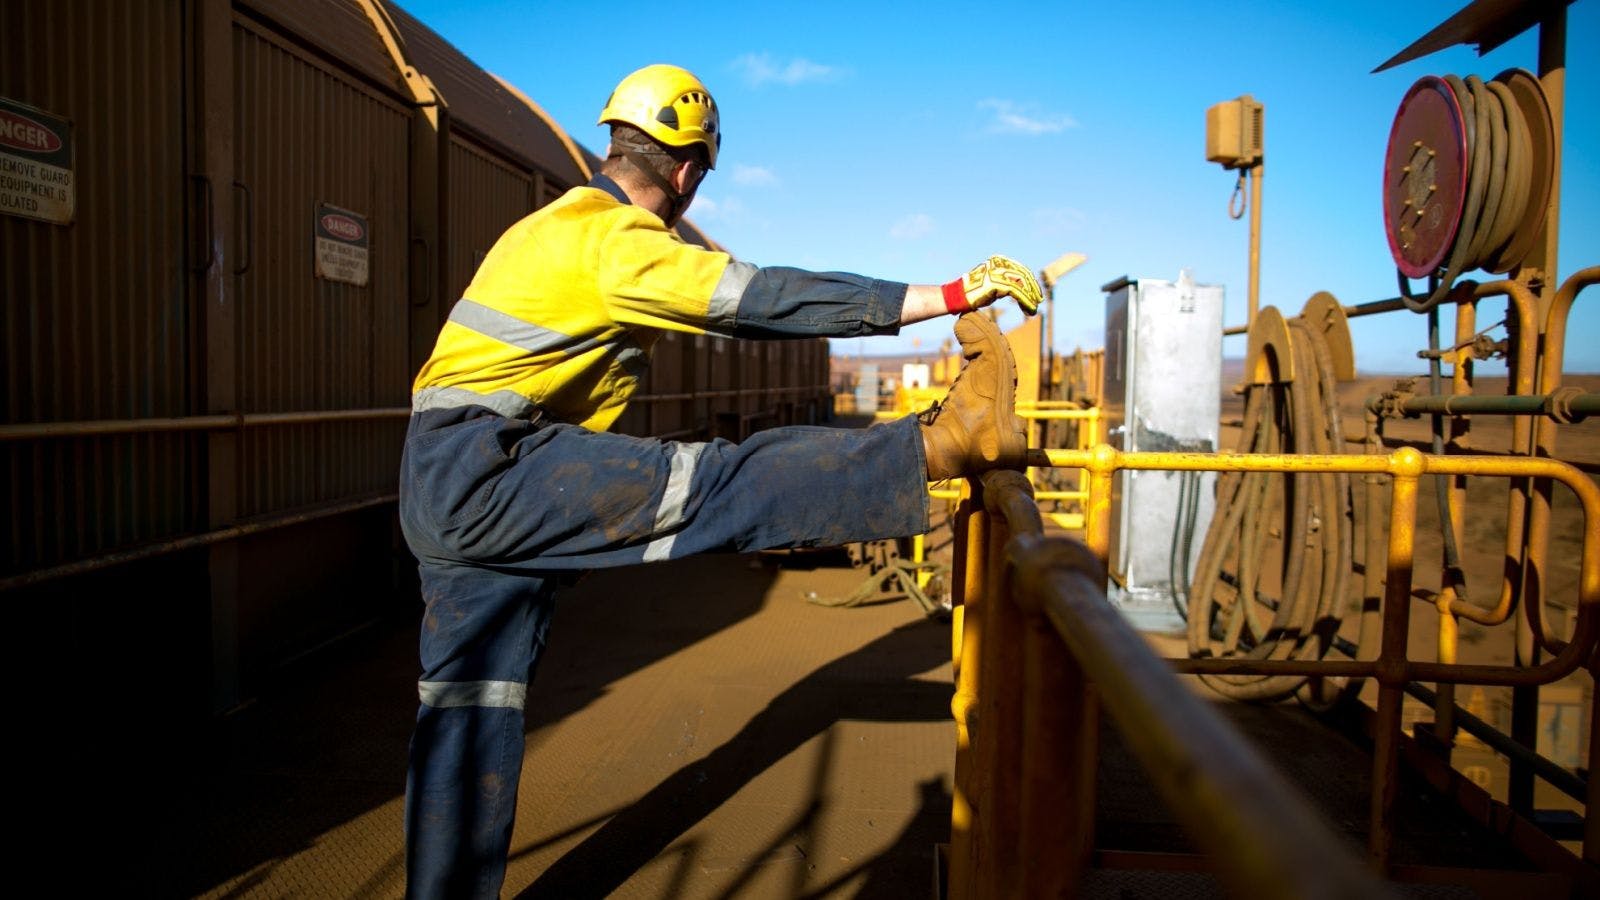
[948,469,1395,898]
[949,444,1600,884]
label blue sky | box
[402,0,1598,374]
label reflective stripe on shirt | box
[449,299,608,358]
[708,260,757,328]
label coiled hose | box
[1399,73,1540,311]
[1187,317,1355,703]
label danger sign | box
[0,97,74,225]
[314,203,370,287]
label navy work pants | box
[397,406,930,898]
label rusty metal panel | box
[238,0,406,98]
[232,19,409,518]
[742,340,763,417]
[386,3,588,190]
[767,342,784,394]
[447,135,534,305]
[706,334,732,423]
[0,0,195,574]
[663,331,692,436]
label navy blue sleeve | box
[727,265,907,339]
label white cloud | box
[688,194,748,224]
[1033,206,1088,234]
[731,53,841,87]
[980,99,1077,135]
[689,195,721,218]
[889,213,936,241]
[731,164,777,187]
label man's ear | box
[673,160,705,195]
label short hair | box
[604,123,707,183]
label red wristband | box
[942,279,972,314]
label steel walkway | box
[167,546,1556,898]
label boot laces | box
[918,344,984,426]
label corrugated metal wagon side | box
[1,0,836,734]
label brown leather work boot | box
[919,313,1027,481]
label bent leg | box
[403,412,931,572]
[397,408,930,896]
[645,416,932,561]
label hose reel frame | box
[1383,68,1555,311]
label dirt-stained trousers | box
[396,404,931,898]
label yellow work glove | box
[942,255,1043,316]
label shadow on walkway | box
[516,615,953,899]
[176,552,779,896]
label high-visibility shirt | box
[412,176,907,431]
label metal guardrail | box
[0,383,818,590]
[947,443,1600,894]
[947,468,1394,899]
[1049,445,1597,868]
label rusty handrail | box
[0,382,836,442]
[950,469,1392,898]
[0,407,413,441]
[1014,443,1598,871]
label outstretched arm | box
[900,255,1044,326]
[600,211,1042,337]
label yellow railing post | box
[977,471,1031,898]
[948,479,986,899]
[1370,447,1422,872]
[1084,444,1117,562]
[1014,539,1098,895]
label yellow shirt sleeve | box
[595,208,737,335]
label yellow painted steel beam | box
[1034,445,1600,487]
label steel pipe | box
[1403,681,1586,803]
[1368,390,1600,419]
[0,407,411,441]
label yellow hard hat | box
[598,64,721,168]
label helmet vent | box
[656,107,680,129]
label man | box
[398,63,1042,897]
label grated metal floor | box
[158,547,1554,898]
